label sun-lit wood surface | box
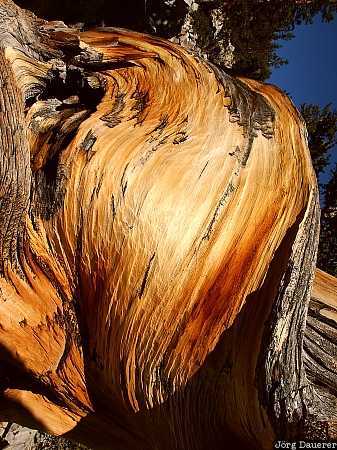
[312,269,337,313]
[0,1,336,449]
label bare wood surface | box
[0,1,336,449]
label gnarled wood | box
[0,1,336,449]
[303,269,337,439]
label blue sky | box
[269,15,337,187]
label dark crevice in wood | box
[201,180,236,242]
[111,194,117,221]
[147,113,169,141]
[130,88,149,126]
[100,92,126,128]
[32,148,69,220]
[40,64,105,109]
[172,131,188,144]
[81,129,97,159]
[198,161,209,179]
[120,163,129,198]
[139,253,156,298]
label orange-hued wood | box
[312,269,337,314]
[0,1,335,449]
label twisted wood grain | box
[0,2,335,449]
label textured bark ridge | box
[303,270,337,439]
[0,1,336,449]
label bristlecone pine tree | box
[0,1,336,449]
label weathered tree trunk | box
[0,1,336,449]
